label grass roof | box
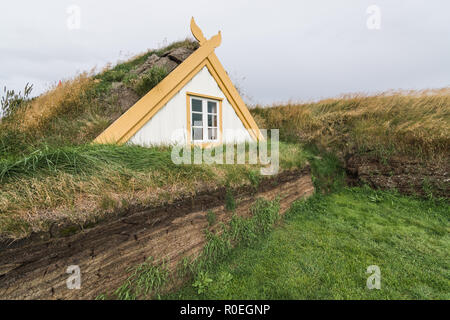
[0,39,199,157]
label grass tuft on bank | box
[0,142,308,240]
[251,89,450,161]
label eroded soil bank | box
[346,155,449,198]
[0,168,314,300]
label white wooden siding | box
[128,66,252,147]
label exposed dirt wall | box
[346,155,449,198]
[0,168,314,300]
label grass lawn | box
[167,188,449,300]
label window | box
[190,96,220,143]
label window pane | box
[208,128,218,140]
[208,101,217,114]
[192,113,203,127]
[192,99,202,112]
[192,128,203,141]
[208,115,217,127]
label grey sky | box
[1,0,449,105]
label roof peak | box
[190,17,222,48]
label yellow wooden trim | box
[186,92,224,101]
[94,19,262,145]
[190,17,207,45]
[186,92,223,147]
[205,60,250,134]
[205,54,264,141]
[119,61,208,144]
[94,35,219,144]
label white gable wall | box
[128,66,252,147]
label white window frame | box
[190,96,220,143]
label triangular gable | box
[94,18,263,145]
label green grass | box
[114,257,170,300]
[110,198,281,299]
[0,144,177,183]
[166,188,450,300]
[133,67,169,97]
[0,142,307,183]
[0,142,308,240]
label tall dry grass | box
[0,72,107,156]
[252,88,450,161]
[21,72,95,131]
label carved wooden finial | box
[191,17,207,45]
[190,17,222,48]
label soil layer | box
[346,155,449,198]
[0,168,314,300]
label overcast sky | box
[1,0,449,105]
